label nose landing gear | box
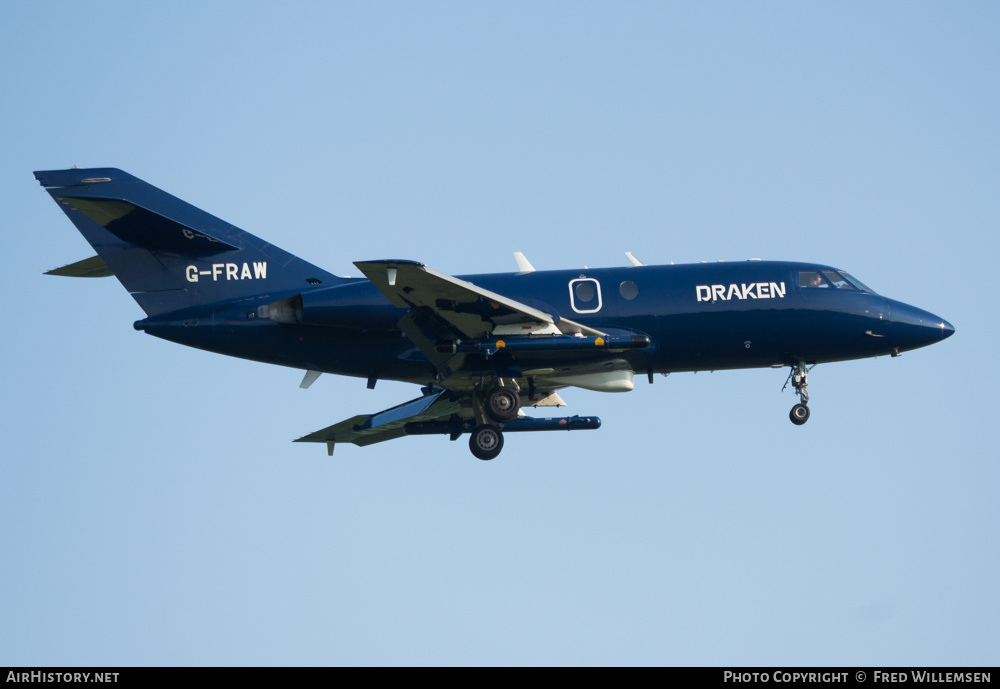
[790,403,810,425]
[784,362,813,425]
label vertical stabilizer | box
[35,168,343,317]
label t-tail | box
[35,168,342,317]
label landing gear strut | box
[786,362,812,426]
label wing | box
[354,259,609,383]
[354,260,604,339]
[294,389,466,455]
[295,262,651,455]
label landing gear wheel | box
[485,387,520,423]
[469,425,504,460]
[784,362,813,425]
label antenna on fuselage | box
[513,252,536,273]
[625,252,646,266]
[300,370,322,389]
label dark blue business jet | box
[36,168,954,460]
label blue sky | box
[1,2,996,666]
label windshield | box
[798,269,876,293]
[838,271,876,293]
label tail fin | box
[35,168,342,317]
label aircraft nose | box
[888,301,955,352]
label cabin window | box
[569,278,603,313]
[619,280,639,300]
[575,281,596,302]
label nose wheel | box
[784,362,813,425]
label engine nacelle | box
[258,286,393,329]
[542,370,636,392]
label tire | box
[789,403,810,425]
[469,425,504,460]
[485,387,520,423]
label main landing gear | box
[484,386,520,423]
[469,425,504,460]
[448,380,602,460]
[463,417,603,460]
[785,362,812,426]
[472,382,518,460]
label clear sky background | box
[1,2,996,666]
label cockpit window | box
[823,271,855,289]
[798,271,830,288]
[838,271,876,293]
[798,269,877,293]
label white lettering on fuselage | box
[696,282,786,302]
[185,262,267,283]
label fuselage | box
[135,260,954,387]
[37,166,957,453]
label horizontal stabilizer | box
[58,196,241,254]
[45,255,112,278]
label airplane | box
[35,167,955,460]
